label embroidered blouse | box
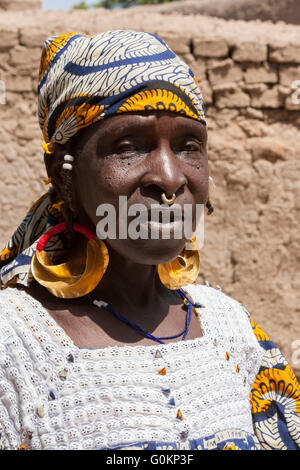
[0,284,299,450]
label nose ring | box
[161,192,176,205]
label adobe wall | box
[0,3,299,376]
[0,0,41,11]
[154,0,300,25]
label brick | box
[244,64,278,84]
[214,83,250,108]
[213,82,237,92]
[193,38,229,59]
[181,55,206,81]
[233,42,267,62]
[2,90,19,107]
[153,34,191,56]
[240,107,264,120]
[270,44,300,63]
[19,28,47,49]
[279,65,300,87]
[248,137,286,163]
[6,75,32,93]
[242,83,268,94]
[251,85,285,108]
[9,47,41,69]
[0,27,18,52]
[208,58,243,86]
[226,167,253,186]
[237,118,270,138]
[15,120,41,140]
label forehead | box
[91,112,206,138]
[70,111,207,154]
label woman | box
[0,30,299,451]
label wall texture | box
[0,3,299,377]
[0,0,41,11]
[155,0,300,25]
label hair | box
[61,168,75,214]
[206,199,214,215]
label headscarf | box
[0,30,206,288]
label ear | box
[43,143,74,206]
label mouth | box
[120,202,196,240]
[137,218,185,240]
[128,204,188,223]
[149,211,180,223]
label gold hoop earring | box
[157,237,200,290]
[31,223,109,298]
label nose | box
[140,142,187,202]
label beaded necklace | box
[92,289,203,345]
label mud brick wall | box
[0,4,299,376]
[0,0,41,11]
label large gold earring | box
[157,237,200,290]
[31,223,109,298]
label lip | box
[127,204,188,222]
[124,202,196,239]
[138,218,185,239]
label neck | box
[92,244,177,311]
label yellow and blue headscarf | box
[0,30,206,288]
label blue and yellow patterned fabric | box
[249,318,300,450]
[0,193,64,287]
[38,30,205,146]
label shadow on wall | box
[158,0,300,25]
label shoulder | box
[0,286,41,346]
[184,282,264,354]
[0,285,43,316]
[0,287,25,344]
[184,282,257,341]
[0,285,26,305]
[184,282,267,388]
[0,285,30,313]
[183,282,251,319]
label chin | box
[106,237,187,266]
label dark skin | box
[28,111,209,348]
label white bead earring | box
[62,154,74,170]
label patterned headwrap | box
[0,30,206,288]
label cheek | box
[189,160,209,202]
[73,159,132,221]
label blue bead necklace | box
[92,288,203,345]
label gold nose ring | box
[161,192,176,205]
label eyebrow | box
[174,120,207,135]
[100,116,156,137]
[99,115,207,139]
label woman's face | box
[71,111,209,265]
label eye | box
[176,139,203,153]
[183,141,201,152]
[116,142,137,153]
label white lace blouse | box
[0,283,298,450]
